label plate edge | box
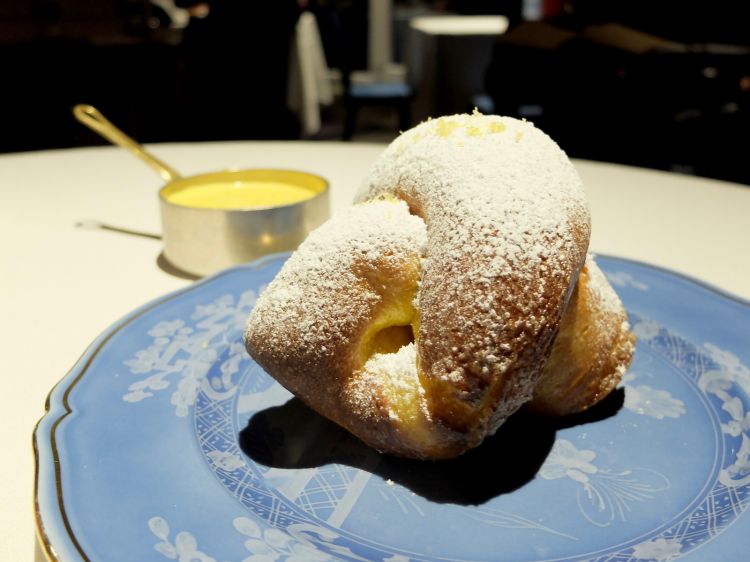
[31,252,290,562]
[594,253,750,308]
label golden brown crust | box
[245,199,439,458]
[357,116,591,455]
[528,258,636,416]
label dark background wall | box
[1,0,749,185]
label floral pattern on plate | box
[34,255,750,562]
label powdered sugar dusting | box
[245,113,601,456]
[586,254,625,315]
[365,343,418,388]
[585,254,635,346]
[358,114,590,414]
[361,343,422,421]
[246,198,426,370]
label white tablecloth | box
[2,141,748,561]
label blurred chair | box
[315,0,412,140]
[345,0,413,140]
[341,69,413,141]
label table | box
[2,141,749,561]
[408,15,510,121]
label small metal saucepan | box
[74,105,329,277]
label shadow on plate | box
[240,389,624,506]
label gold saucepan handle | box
[73,104,182,183]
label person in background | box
[175,0,305,140]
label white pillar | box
[368,0,392,76]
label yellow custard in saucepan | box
[166,181,317,209]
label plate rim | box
[32,252,290,562]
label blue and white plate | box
[34,254,750,562]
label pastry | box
[245,114,634,459]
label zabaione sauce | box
[166,180,317,210]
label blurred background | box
[2,0,749,184]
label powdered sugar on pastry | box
[358,114,590,439]
[245,114,632,459]
[245,198,436,456]
[247,197,426,363]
